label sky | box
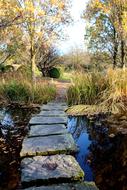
[58,0,89,54]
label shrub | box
[49,68,60,78]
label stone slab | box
[20,134,77,157]
[28,124,67,137]
[37,110,66,117]
[29,117,67,125]
[48,102,67,106]
[23,182,99,190]
[21,155,84,186]
[41,105,67,111]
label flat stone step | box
[41,105,67,111]
[20,134,77,157]
[29,117,67,125]
[28,124,67,137]
[21,155,84,187]
[23,182,99,190]
[48,102,67,106]
[37,110,66,117]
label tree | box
[16,0,71,80]
[0,0,71,79]
[37,44,60,77]
[62,47,91,71]
[84,0,127,68]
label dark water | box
[0,108,127,190]
[0,105,39,190]
[68,116,127,190]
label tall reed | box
[67,69,127,113]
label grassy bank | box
[67,69,127,115]
[0,72,56,105]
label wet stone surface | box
[40,104,67,111]
[28,124,67,137]
[20,134,77,157]
[21,155,84,187]
[37,110,66,117]
[48,102,67,106]
[29,117,67,125]
[23,182,98,190]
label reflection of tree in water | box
[68,115,127,190]
[88,118,127,190]
[68,116,88,140]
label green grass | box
[0,73,56,104]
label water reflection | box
[67,116,127,190]
[0,105,39,190]
[68,116,94,181]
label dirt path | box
[51,79,71,102]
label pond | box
[68,116,127,190]
[0,107,127,190]
[0,105,39,190]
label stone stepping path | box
[37,110,66,117]
[29,116,67,125]
[23,182,98,190]
[28,124,67,137]
[21,155,84,187]
[20,134,77,157]
[20,102,98,190]
[40,104,67,111]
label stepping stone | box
[29,117,67,125]
[28,124,67,137]
[20,134,77,157]
[48,102,67,106]
[41,105,67,111]
[23,182,99,190]
[21,155,84,187]
[37,110,66,117]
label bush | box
[49,68,60,78]
[0,64,14,73]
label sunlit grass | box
[0,72,56,104]
[67,69,127,115]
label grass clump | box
[67,71,109,105]
[0,73,56,104]
[67,69,127,115]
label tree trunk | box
[113,43,118,69]
[31,53,36,81]
[121,40,125,68]
[30,40,36,82]
[113,28,118,69]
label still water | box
[0,105,39,190]
[68,116,127,190]
[0,108,127,190]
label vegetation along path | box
[20,81,98,189]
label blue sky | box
[58,0,89,54]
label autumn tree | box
[0,0,71,79]
[16,0,71,80]
[62,47,91,71]
[0,0,24,65]
[37,44,60,77]
[84,0,127,68]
